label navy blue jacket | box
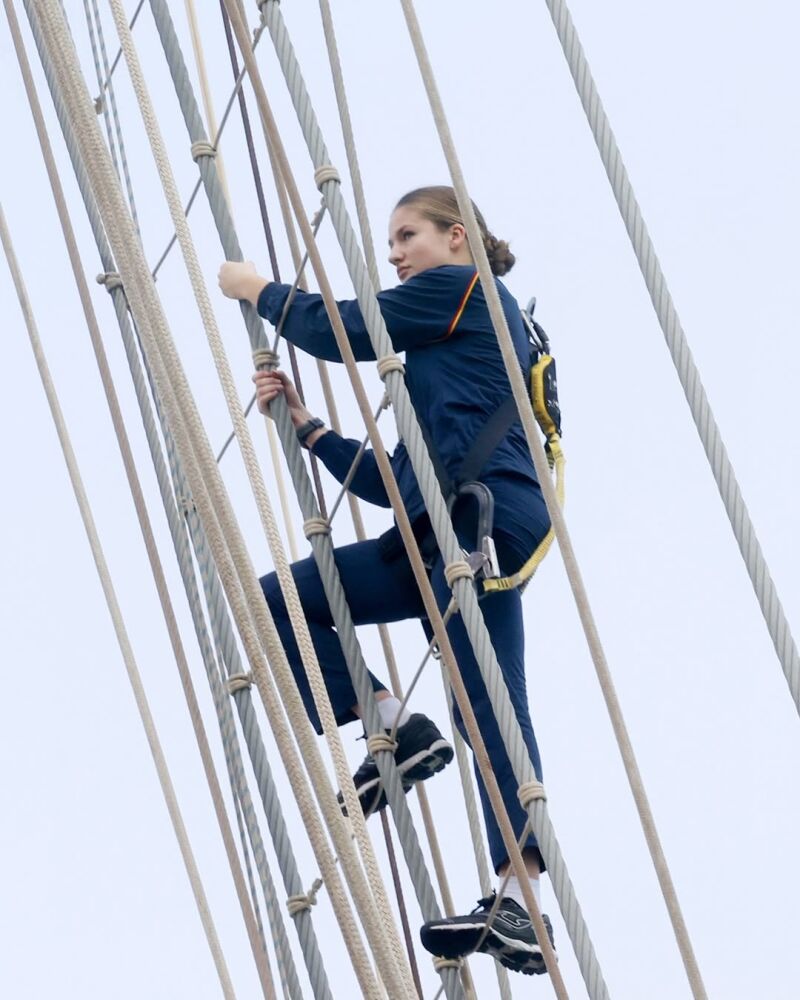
[257,264,549,559]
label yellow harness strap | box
[482,353,565,594]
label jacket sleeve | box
[310,431,391,508]
[256,267,477,362]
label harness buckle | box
[481,534,500,579]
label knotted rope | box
[367,732,398,755]
[303,517,330,539]
[518,781,547,808]
[313,164,339,189]
[253,347,279,369]
[226,672,253,694]
[444,561,473,588]
[190,139,216,161]
[376,355,405,380]
[96,270,122,291]
[433,957,463,972]
[286,877,323,916]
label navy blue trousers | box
[260,524,543,873]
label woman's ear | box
[450,223,467,249]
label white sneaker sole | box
[481,928,548,976]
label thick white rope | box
[182,0,234,212]
[220,13,580,996]
[258,3,566,993]
[228,6,582,997]
[444,684,513,1000]
[18,5,310,992]
[177,0,298,563]
[313,0,469,960]
[28,3,386,992]
[106,3,414,993]
[398,1,706,996]
[49,1,414,991]
[542,0,799,725]
[4,10,278,992]
[315,0,380,291]
[0,200,236,1000]
[205,10,439,986]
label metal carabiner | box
[448,481,500,580]
[521,296,550,355]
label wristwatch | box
[296,417,325,448]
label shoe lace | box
[471,892,497,915]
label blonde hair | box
[395,185,515,276]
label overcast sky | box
[2,2,799,998]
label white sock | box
[376,696,411,730]
[501,874,541,914]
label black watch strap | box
[296,417,325,448]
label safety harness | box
[420,287,565,594]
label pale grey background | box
[1,2,798,998]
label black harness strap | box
[455,395,519,486]
[418,394,519,501]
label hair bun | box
[485,234,515,276]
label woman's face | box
[387,205,468,282]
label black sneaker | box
[342,713,454,816]
[419,894,556,976]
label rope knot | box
[93,96,104,115]
[226,672,253,694]
[433,957,463,972]
[96,271,123,292]
[366,732,397,755]
[517,780,547,808]
[286,877,323,916]
[314,164,340,190]
[444,560,473,588]
[376,355,405,381]
[191,140,217,162]
[252,348,279,370]
[303,517,330,539]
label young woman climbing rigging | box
[219,186,554,975]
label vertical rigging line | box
[19,5,309,996]
[1,201,236,1000]
[398,0,705,996]
[79,2,296,977]
[77,0,414,990]
[137,2,416,989]
[91,0,300,564]
[541,0,800,721]
[182,0,235,213]
[5,3,281,992]
[83,0,140,231]
[315,0,380,291]
[257,1,604,993]
[22,3,346,995]
[309,6,467,985]
[217,0,330,522]
[98,0,145,91]
[154,0,301,563]
[216,8,477,1000]
[226,6,575,998]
